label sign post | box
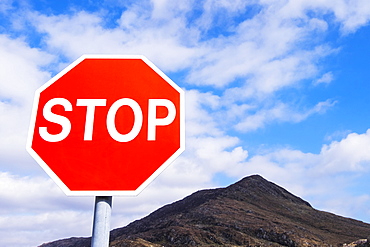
[27,55,185,246]
[91,196,112,247]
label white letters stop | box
[39,98,176,143]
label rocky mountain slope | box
[40,175,370,246]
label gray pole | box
[91,196,113,247]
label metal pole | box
[91,196,113,247]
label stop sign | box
[27,55,185,196]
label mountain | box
[39,175,370,247]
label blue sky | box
[1,0,370,246]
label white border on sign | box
[26,54,185,196]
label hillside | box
[40,175,370,246]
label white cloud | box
[0,172,94,246]
[319,130,370,173]
[0,211,93,247]
[314,72,334,85]
[277,0,370,33]
[317,194,370,221]
[185,3,335,95]
[223,129,370,221]
[0,35,52,104]
[185,90,222,137]
[235,99,337,132]
[324,129,352,142]
[332,0,370,33]
[33,10,204,72]
[0,0,12,13]
[0,34,53,175]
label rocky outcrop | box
[344,238,370,247]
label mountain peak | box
[225,174,312,207]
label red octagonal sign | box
[27,55,185,196]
